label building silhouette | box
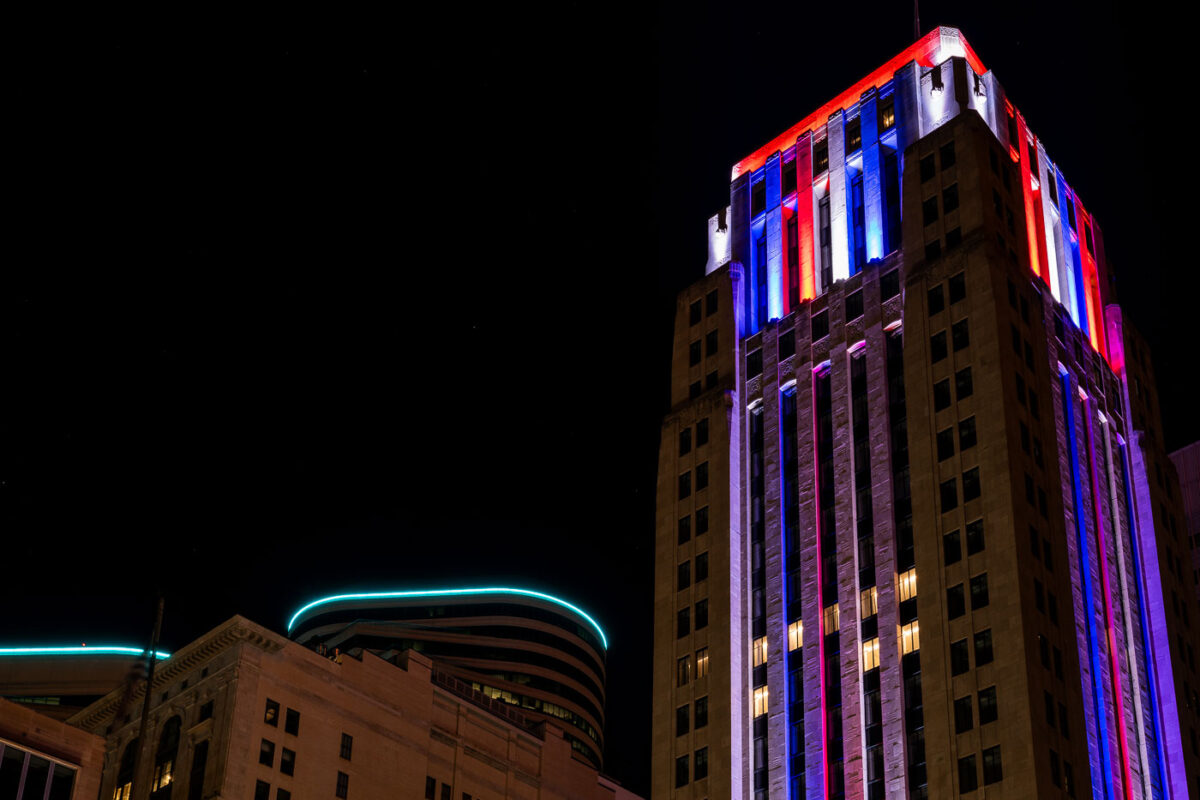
[653,27,1200,800]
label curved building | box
[0,646,170,721]
[288,587,608,768]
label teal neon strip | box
[0,646,170,659]
[287,587,608,649]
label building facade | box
[1167,441,1200,604]
[70,615,639,800]
[652,27,1200,800]
[0,696,105,800]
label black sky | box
[6,3,1195,795]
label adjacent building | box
[0,696,104,800]
[653,26,1200,800]
[1168,441,1200,604]
[0,646,170,722]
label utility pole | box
[132,595,164,796]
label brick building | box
[652,27,1200,800]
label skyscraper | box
[653,27,1200,800]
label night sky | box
[6,4,1195,795]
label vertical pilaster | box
[860,91,884,264]
[828,112,849,284]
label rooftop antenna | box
[913,0,921,41]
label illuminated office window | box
[901,621,920,654]
[788,620,803,651]
[861,637,880,671]
[753,685,769,718]
[823,603,840,633]
[898,568,917,602]
[860,586,878,618]
[752,636,768,667]
[695,648,709,678]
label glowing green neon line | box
[286,587,608,649]
[0,646,170,659]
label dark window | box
[440,786,450,800]
[336,771,349,799]
[811,310,829,340]
[920,154,935,183]
[925,240,942,261]
[951,639,970,674]
[959,417,977,450]
[931,331,947,363]
[678,561,691,591]
[677,608,690,638]
[676,705,690,736]
[678,472,691,499]
[944,530,962,565]
[260,739,275,767]
[940,140,956,169]
[340,733,353,760]
[689,300,702,325]
[1058,703,1069,738]
[679,428,691,456]
[1020,295,1030,324]
[696,552,709,581]
[285,709,299,736]
[966,519,985,555]
[943,184,959,213]
[881,270,900,300]
[779,329,795,359]
[978,686,998,724]
[970,574,989,609]
[265,699,279,727]
[946,227,962,248]
[935,379,952,411]
[1044,690,1056,727]
[963,467,981,502]
[1048,592,1058,624]
[1029,391,1039,419]
[982,746,1003,785]
[813,141,829,176]
[689,340,701,366]
[947,584,965,619]
[696,599,708,629]
[989,148,999,174]
[1050,750,1061,787]
[695,696,708,728]
[678,516,691,544]
[278,790,291,800]
[845,117,862,152]
[846,290,863,320]
[188,740,209,800]
[696,461,708,490]
[696,418,709,445]
[922,196,939,226]
[952,319,970,351]
[949,272,966,303]
[689,381,701,399]
[940,478,958,512]
[993,189,1004,218]
[974,629,994,666]
[751,180,766,217]
[199,701,213,722]
[706,290,718,316]
[696,506,709,534]
[280,748,295,776]
[705,330,718,357]
[676,755,689,787]
[954,695,974,733]
[1020,421,1031,454]
[1024,341,1035,370]
[937,427,955,461]
[928,285,945,316]
[426,778,437,800]
[747,349,763,378]
[694,747,709,780]
[255,781,271,800]
[958,754,978,793]
[782,158,797,196]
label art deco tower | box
[652,27,1200,800]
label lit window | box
[753,685,769,717]
[898,568,917,602]
[901,621,920,654]
[860,586,878,618]
[788,620,803,651]
[752,636,768,667]
[861,637,880,671]
[823,603,840,633]
[695,648,709,678]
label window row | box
[936,416,977,461]
[950,629,994,675]
[258,740,296,775]
[930,318,969,363]
[677,463,709,498]
[674,747,709,787]
[918,140,956,183]
[921,183,959,228]
[677,601,709,637]
[675,696,709,735]
[944,519,986,565]
[676,648,710,686]
[927,271,967,316]
[939,467,981,512]
[957,745,1002,792]
[688,290,719,325]
[677,553,709,590]
[946,573,989,619]
[678,418,710,456]
[264,700,300,736]
[688,330,720,366]
[678,507,710,544]
[953,686,999,733]
[688,371,719,399]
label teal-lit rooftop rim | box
[0,646,170,660]
[286,587,608,650]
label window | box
[199,700,213,721]
[811,310,829,340]
[952,319,970,351]
[928,285,945,316]
[259,739,275,767]
[747,349,762,378]
[947,584,965,619]
[265,699,279,727]
[922,196,939,226]
[949,271,965,303]
[676,705,690,736]
[974,629,994,666]
[751,180,766,217]
[677,655,692,686]
[752,636,768,666]
[958,754,977,793]
[753,685,769,717]
[696,462,708,490]
[1048,592,1058,624]
[970,573,989,609]
[679,427,691,456]
[696,599,708,630]
[425,777,437,800]
[937,427,955,461]
[335,771,349,799]
[946,227,962,248]
[1044,691,1056,727]
[689,340,701,366]
[340,733,353,760]
[943,184,959,213]
[881,269,900,300]
[959,417,977,450]
[678,472,691,499]
[813,140,829,176]
[940,140,956,169]
[695,696,708,728]
[940,477,958,512]
[978,686,998,723]
[694,747,708,780]
[677,608,690,638]
[823,603,840,633]
[861,586,878,618]
[934,379,952,411]
[901,620,920,654]
[696,418,708,445]
[954,696,974,732]
[779,329,795,359]
[278,790,291,800]
[696,506,709,534]
[441,784,450,800]
[944,529,962,565]
[696,552,709,581]
[846,290,863,320]
[1059,703,1069,738]
[705,329,718,357]
[678,516,691,544]
[931,331,947,363]
[284,709,299,736]
[782,158,797,196]
[951,639,970,675]
[676,755,689,788]
[705,289,718,316]
[982,746,1003,784]
[280,748,295,776]
[689,381,701,399]
[788,620,804,651]
[966,519,985,555]
[862,638,881,670]
[963,467,980,501]
[695,648,709,677]
[689,300,702,325]
[879,96,895,130]
[920,154,935,182]
[1050,750,1062,787]
[678,561,691,591]
[255,781,271,800]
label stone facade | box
[0,696,104,800]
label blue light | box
[0,646,170,659]
[287,587,609,649]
